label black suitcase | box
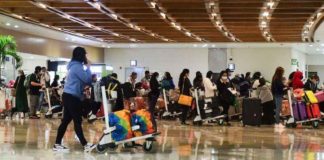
[242,98,262,127]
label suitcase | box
[109,109,133,141]
[315,91,324,103]
[305,90,318,104]
[292,101,308,121]
[242,98,262,126]
[131,109,154,137]
[306,103,321,119]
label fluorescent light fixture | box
[262,11,269,17]
[160,12,166,19]
[151,33,155,36]
[211,13,217,17]
[93,2,101,10]
[163,38,168,41]
[37,2,47,9]
[130,38,136,42]
[196,37,202,41]
[215,21,220,25]
[267,2,274,8]
[84,22,92,28]
[150,2,156,8]
[112,33,119,37]
[5,22,10,26]
[128,23,134,28]
[317,12,322,18]
[111,13,118,20]
[14,25,19,28]
[64,14,71,19]
[134,26,141,31]
[185,32,191,36]
[209,2,215,6]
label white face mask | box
[221,76,227,80]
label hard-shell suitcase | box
[242,98,262,126]
[292,101,308,121]
[281,100,291,116]
[305,91,318,104]
[315,91,324,103]
[306,103,321,119]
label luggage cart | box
[96,86,160,153]
[161,89,181,119]
[44,88,63,118]
[285,90,320,129]
[192,89,225,126]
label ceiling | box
[0,0,323,43]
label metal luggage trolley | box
[161,89,182,119]
[192,88,225,126]
[285,90,320,129]
[96,86,160,153]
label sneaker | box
[36,111,41,115]
[53,144,70,152]
[84,143,96,152]
[278,123,285,128]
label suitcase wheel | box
[312,121,319,129]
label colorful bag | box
[292,101,308,121]
[305,90,318,104]
[108,109,133,141]
[315,91,324,103]
[131,109,154,137]
[306,103,321,119]
[281,100,291,116]
[178,94,193,107]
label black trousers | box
[149,95,158,131]
[220,101,230,122]
[181,105,190,123]
[55,93,87,146]
[91,101,101,115]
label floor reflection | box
[0,119,324,160]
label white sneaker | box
[53,144,70,152]
[278,123,285,129]
[36,111,41,115]
[84,143,96,152]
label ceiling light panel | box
[205,1,241,42]
[259,0,279,42]
[302,3,324,42]
[30,1,137,42]
[86,0,172,42]
[145,0,206,42]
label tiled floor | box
[0,119,323,160]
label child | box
[257,78,275,125]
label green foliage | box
[0,35,22,69]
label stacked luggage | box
[96,86,159,153]
[285,89,322,128]
[160,89,182,119]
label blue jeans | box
[37,91,45,111]
[274,95,283,124]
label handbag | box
[178,79,193,107]
[11,77,20,97]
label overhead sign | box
[291,59,298,65]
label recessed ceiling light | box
[211,13,217,17]
[267,2,274,8]
[37,2,47,9]
[151,33,155,36]
[14,25,19,28]
[185,32,191,36]
[150,2,156,8]
[160,12,166,19]
[317,12,322,18]
[209,2,215,6]
[262,11,269,17]
[5,22,10,26]
[111,14,118,20]
[64,14,71,19]
[130,38,136,42]
[112,33,119,37]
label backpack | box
[24,74,33,89]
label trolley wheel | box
[96,144,108,153]
[107,143,117,151]
[312,121,319,129]
[193,121,202,126]
[286,122,297,128]
[218,119,224,126]
[45,114,53,119]
[143,141,153,152]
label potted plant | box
[0,35,22,85]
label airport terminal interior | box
[1,0,324,159]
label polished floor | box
[0,118,323,160]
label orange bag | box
[178,94,193,107]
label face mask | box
[221,76,227,80]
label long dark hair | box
[72,47,87,63]
[164,72,172,80]
[151,72,159,81]
[178,68,190,88]
[206,71,213,79]
[218,70,227,81]
[272,67,284,82]
[194,71,203,82]
[252,72,261,80]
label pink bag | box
[315,91,324,103]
